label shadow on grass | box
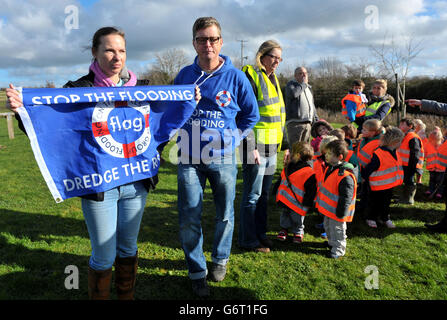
[135,273,257,300]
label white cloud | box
[1,0,446,87]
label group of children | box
[274,79,447,259]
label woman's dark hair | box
[87,26,125,53]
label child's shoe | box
[436,193,443,200]
[366,219,377,228]
[292,234,303,244]
[276,230,288,241]
[424,190,431,196]
[384,220,396,229]
[327,252,343,259]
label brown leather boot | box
[114,253,138,300]
[88,266,112,300]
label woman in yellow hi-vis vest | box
[238,40,286,252]
[354,79,395,132]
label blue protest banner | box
[17,85,196,202]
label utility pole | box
[238,40,248,69]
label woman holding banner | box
[6,26,200,300]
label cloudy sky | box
[0,0,446,87]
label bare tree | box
[141,48,189,85]
[314,57,346,79]
[345,57,375,79]
[370,33,423,121]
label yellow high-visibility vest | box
[365,100,392,117]
[243,64,285,150]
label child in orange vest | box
[341,123,359,148]
[357,119,383,214]
[361,127,404,228]
[398,118,424,205]
[313,135,339,238]
[341,79,368,122]
[329,128,359,180]
[316,140,357,259]
[424,127,444,199]
[276,142,317,244]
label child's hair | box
[341,124,357,139]
[319,135,339,154]
[400,117,414,129]
[325,139,349,160]
[352,79,365,88]
[373,79,387,91]
[290,141,314,162]
[311,120,334,138]
[440,124,447,136]
[429,126,443,141]
[414,119,426,132]
[328,129,345,141]
[380,126,404,146]
[363,119,382,133]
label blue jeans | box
[81,181,148,271]
[238,153,277,248]
[177,155,237,280]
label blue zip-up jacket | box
[174,54,260,162]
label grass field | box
[0,90,6,112]
[0,117,446,300]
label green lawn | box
[0,118,446,300]
[0,90,6,112]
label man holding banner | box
[6,27,199,300]
[174,17,259,297]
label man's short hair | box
[294,66,307,75]
[192,17,221,39]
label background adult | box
[174,17,259,297]
[7,27,157,300]
[354,79,395,132]
[239,40,285,253]
[283,67,318,162]
[407,98,447,233]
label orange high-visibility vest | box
[276,166,315,216]
[315,166,357,223]
[313,156,326,188]
[437,140,447,170]
[345,150,354,163]
[341,94,366,120]
[397,131,424,169]
[357,136,381,168]
[369,148,404,191]
[424,142,444,171]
